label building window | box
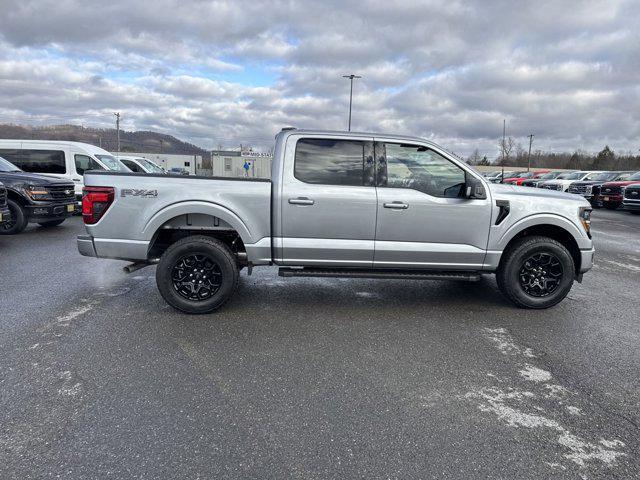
[184,161,190,167]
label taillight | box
[82,186,114,224]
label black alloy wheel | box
[172,253,223,301]
[518,252,563,297]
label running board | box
[278,267,482,282]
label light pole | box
[342,74,361,131]
[527,134,534,171]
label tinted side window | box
[381,143,465,198]
[17,149,66,174]
[294,139,364,186]
[75,154,105,175]
[120,159,141,172]
[0,149,22,165]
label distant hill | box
[0,124,209,158]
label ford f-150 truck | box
[77,129,594,313]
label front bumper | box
[77,234,97,257]
[595,194,623,203]
[623,200,640,211]
[579,248,595,274]
[25,202,76,222]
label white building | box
[111,151,201,175]
[211,150,272,179]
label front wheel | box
[0,199,28,235]
[38,219,66,227]
[156,235,239,314]
[496,236,575,309]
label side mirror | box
[465,173,487,199]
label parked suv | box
[623,183,640,214]
[0,181,10,228]
[594,171,640,210]
[521,171,568,188]
[0,156,75,234]
[117,156,166,174]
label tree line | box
[467,138,640,171]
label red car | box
[595,171,640,209]
[503,170,551,186]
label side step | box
[278,267,482,282]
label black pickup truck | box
[0,156,76,235]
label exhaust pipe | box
[123,259,158,274]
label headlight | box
[25,185,52,200]
[579,207,592,237]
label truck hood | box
[488,182,585,203]
[601,180,640,187]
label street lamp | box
[342,74,362,131]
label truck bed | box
[81,171,272,262]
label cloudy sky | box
[0,0,638,157]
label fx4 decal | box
[121,189,158,198]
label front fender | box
[495,213,590,251]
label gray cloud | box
[0,0,639,156]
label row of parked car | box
[483,169,640,213]
[0,139,171,235]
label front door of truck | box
[278,135,377,266]
[373,140,492,269]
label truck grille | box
[542,184,562,191]
[0,188,6,207]
[624,187,640,199]
[600,186,621,196]
[567,184,588,194]
[46,184,75,201]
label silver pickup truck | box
[78,128,594,313]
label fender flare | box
[496,213,587,251]
[142,200,253,244]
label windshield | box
[0,156,21,172]
[519,172,534,178]
[539,172,558,179]
[559,171,584,180]
[589,172,617,181]
[628,172,640,181]
[140,158,165,173]
[96,154,130,172]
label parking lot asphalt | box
[0,210,639,479]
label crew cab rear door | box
[278,134,377,266]
[373,139,492,269]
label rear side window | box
[12,149,66,174]
[294,139,364,186]
[120,159,142,172]
[75,154,105,175]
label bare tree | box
[467,148,482,165]
[498,136,517,165]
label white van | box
[116,155,166,174]
[0,140,130,203]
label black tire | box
[0,199,28,235]
[38,219,66,227]
[156,235,239,314]
[603,201,620,210]
[628,210,640,215]
[496,236,575,309]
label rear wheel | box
[156,236,239,314]
[496,236,575,309]
[0,199,27,235]
[603,201,620,210]
[629,210,640,215]
[38,219,66,227]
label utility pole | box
[527,134,534,171]
[342,74,362,131]
[114,112,121,152]
[501,119,506,181]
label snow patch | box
[519,364,552,382]
[566,406,584,416]
[482,327,536,358]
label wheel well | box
[6,189,27,206]
[502,224,581,274]
[148,228,246,264]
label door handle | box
[383,202,409,210]
[288,197,315,206]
